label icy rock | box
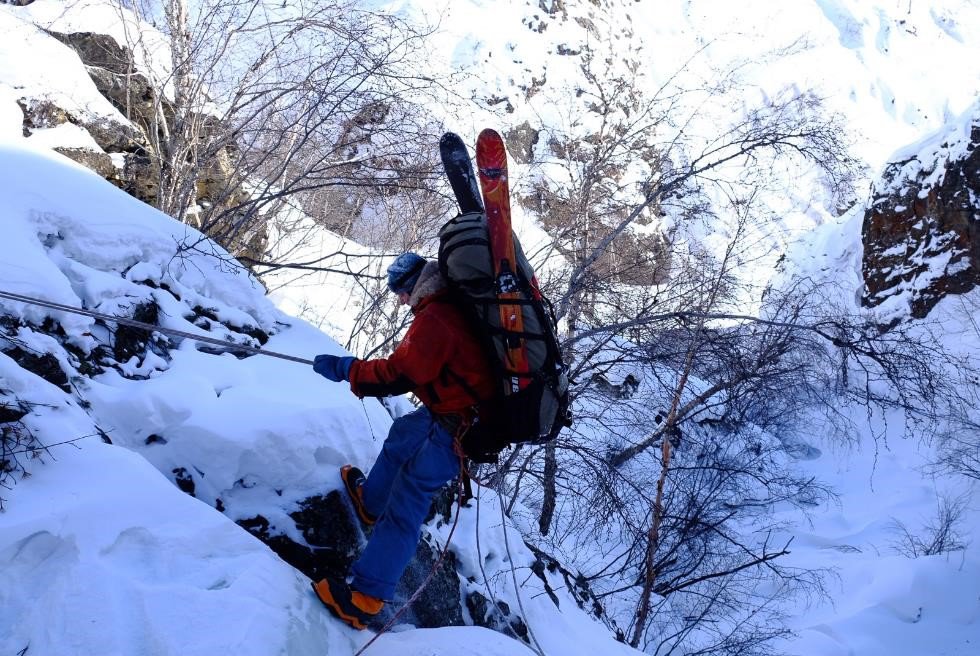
[0,346,69,392]
[862,110,980,321]
[236,487,470,631]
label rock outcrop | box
[9,15,265,262]
[862,108,980,321]
[228,484,613,639]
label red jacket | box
[348,289,496,420]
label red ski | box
[476,128,531,392]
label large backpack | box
[438,211,570,462]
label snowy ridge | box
[0,5,135,144]
[875,97,980,199]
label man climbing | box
[310,252,496,630]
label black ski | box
[440,132,484,214]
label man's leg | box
[350,410,460,600]
[358,408,433,519]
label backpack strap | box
[442,365,484,405]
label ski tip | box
[478,128,502,140]
[440,131,463,145]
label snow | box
[0,141,635,655]
[774,429,980,656]
[15,0,174,94]
[769,141,980,655]
[27,123,104,151]
[360,0,980,313]
[0,439,337,656]
[0,3,136,139]
[1,1,979,655]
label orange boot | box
[312,577,384,630]
[341,465,377,526]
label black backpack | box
[438,211,571,462]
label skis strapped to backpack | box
[440,132,484,214]
[438,130,570,462]
[476,128,532,393]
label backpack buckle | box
[495,271,519,294]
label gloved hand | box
[313,354,355,382]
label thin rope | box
[473,478,501,624]
[360,399,378,441]
[496,476,546,656]
[0,289,313,365]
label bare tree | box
[471,30,980,652]
[113,0,447,263]
[518,38,856,539]
[891,492,971,557]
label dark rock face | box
[53,147,117,180]
[18,95,143,154]
[26,29,265,261]
[0,347,69,392]
[236,489,466,629]
[172,467,196,496]
[0,400,29,424]
[466,591,530,642]
[862,118,980,321]
[46,31,133,74]
[505,122,540,164]
[238,491,362,583]
[17,97,71,135]
[393,535,465,629]
[112,301,159,362]
[231,483,618,638]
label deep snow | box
[1,0,980,655]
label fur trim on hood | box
[408,261,446,308]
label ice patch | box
[814,0,866,49]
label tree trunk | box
[538,441,558,535]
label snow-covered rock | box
[862,100,980,322]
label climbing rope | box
[0,290,395,443]
[0,289,313,365]
[465,459,545,656]
[495,475,546,656]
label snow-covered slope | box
[0,141,367,654]
[402,0,980,175]
[3,1,980,655]
[263,0,980,327]
[0,139,639,653]
[762,96,980,653]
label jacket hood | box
[408,261,446,309]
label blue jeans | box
[350,407,460,600]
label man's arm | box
[348,312,453,398]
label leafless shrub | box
[891,493,971,558]
[114,0,448,263]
